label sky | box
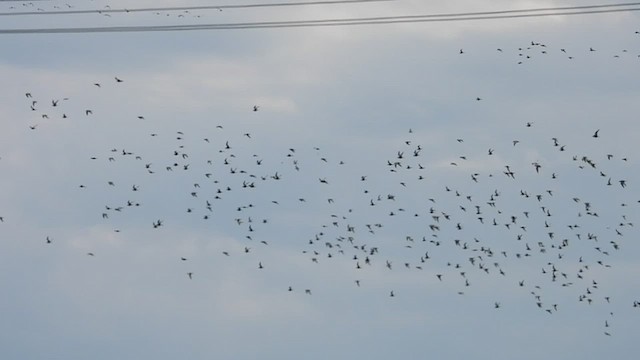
[1,1,639,359]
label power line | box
[1,5,639,34]
[0,0,393,16]
[3,0,640,17]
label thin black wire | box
[1,6,639,34]
[2,0,640,17]
[0,0,393,16]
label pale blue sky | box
[1,1,639,359]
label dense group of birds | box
[2,15,640,339]
[3,1,221,18]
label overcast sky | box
[1,1,639,359]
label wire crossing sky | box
[1,5,640,34]
[1,1,639,17]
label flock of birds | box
[4,1,231,20]
[461,37,640,64]
[4,36,640,339]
